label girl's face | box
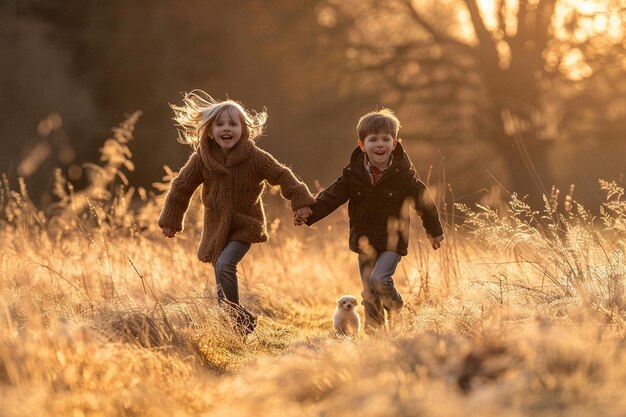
[359,131,397,169]
[211,107,243,155]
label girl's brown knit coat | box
[158,138,316,264]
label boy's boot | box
[385,306,404,334]
[362,297,385,335]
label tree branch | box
[498,0,508,38]
[352,39,478,74]
[399,0,438,37]
[515,0,529,41]
[535,0,557,53]
[399,0,477,53]
[462,0,499,67]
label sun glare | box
[452,0,625,79]
[553,0,623,41]
[470,0,623,42]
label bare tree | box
[317,0,626,197]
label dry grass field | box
[1,115,625,416]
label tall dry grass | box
[0,114,625,416]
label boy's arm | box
[305,175,350,225]
[256,149,316,210]
[157,152,203,232]
[409,174,444,239]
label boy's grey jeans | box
[214,240,251,305]
[358,251,404,332]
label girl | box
[158,90,314,334]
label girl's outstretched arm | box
[255,148,316,210]
[158,152,203,233]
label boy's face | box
[359,131,397,169]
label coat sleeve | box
[305,174,350,226]
[157,152,203,232]
[255,148,316,210]
[408,170,444,238]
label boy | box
[296,109,444,334]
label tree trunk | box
[495,120,554,202]
[463,0,557,203]
[487,61,555,202]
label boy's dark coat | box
[306,143,443,256]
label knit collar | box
[198,137,254,173]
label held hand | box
[161,226,177,238]
[429,234,444,250]
[293,206,313,226]
[293,210,310,226]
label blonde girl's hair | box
[170,90,268,149]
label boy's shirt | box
[364,154,392,185]
[306,142,443,256]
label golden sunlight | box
[470,0,623,43]
[2,2,626,415]
[446,0,626,79]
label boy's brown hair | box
[356,108,401,141]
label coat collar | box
[198,138,255,173]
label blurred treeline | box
[1,0,624,208]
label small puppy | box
[333,295,360,337]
